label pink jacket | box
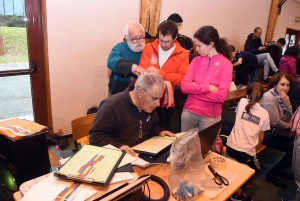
[181,54,233,117]
[279,55,299,78]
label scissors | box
[208,165,229,186]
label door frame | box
[285,27,300,46]
[0,0,52,131]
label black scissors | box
[208,165,229,186]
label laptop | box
[138,120,223,164]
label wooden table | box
[14,153,254,201]
[225,86,268,104]
[225,88,246,103]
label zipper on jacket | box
[151,42,182,69]
[207,57,212,71]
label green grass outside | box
[0,26,28,63]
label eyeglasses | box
[138,120,143,138]
[159,39,173,45]
[130,37,145,43]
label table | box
[225,85,268,103]
[13,153,254,201]
[225,88,246,103]
[0,130,50,188]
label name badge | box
[241,112,260,125]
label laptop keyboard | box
[156,151,170,163]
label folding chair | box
[71,113,96,152]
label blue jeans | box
[181,109,221,132]
[293,137,300,201]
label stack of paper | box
[20,174,97,201]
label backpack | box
[87,106,98,115]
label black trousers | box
[156,107,174,130]
[235,60,258,85]
[226,145,260,189]
[263,129,294,176]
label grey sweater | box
[261,90,293,129]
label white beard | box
[127,41,145,52]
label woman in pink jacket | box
[181,26,233,132]
[279,46,300,83]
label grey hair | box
[134,73,165,93]
[124,23,145,40]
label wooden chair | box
[71,113,96,152]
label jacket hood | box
[247,33,254,40]
[281,55,295,64]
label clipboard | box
[54,145,125,186]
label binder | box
[54,145,125,186]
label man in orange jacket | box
[139,20,189,130]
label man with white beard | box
[107,23,147,95]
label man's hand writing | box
[120,145,136,156]
[159,131,176,138]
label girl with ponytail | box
[226,82,270,201]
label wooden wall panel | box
[265,0,281,42]
[140,0,161,36]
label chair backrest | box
[71,113,96,141]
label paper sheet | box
[103,144,138,168]
[131,158,150,167]
[110,172,134,184]
[202,164,238,199]
[20,174,97,201]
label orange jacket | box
[139,39,189,87]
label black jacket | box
[266,41,282,67]
[89,86,164,148]
[244,33,263,55]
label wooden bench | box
[223,144,266,158]
[256,144,266,155]
[275,128,291,138]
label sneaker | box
[230,192,253,201]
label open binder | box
[54,145,125,186]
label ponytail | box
[215,38,232,60]
[245,83,264,114]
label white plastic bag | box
[169,128,205,200]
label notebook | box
[138,120,223,164]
